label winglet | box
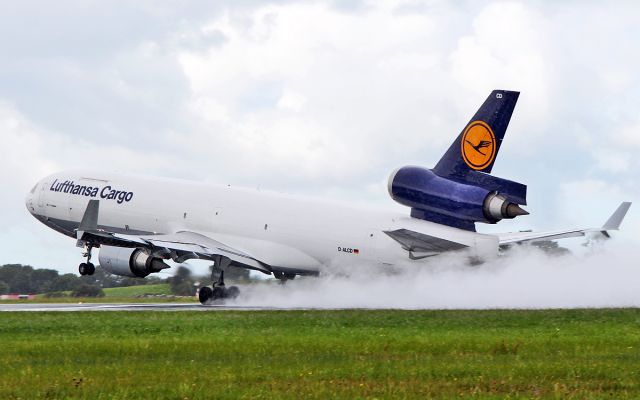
[78,200,100,232]
[601,202,631,231]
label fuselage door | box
[364,229,382,263]
[37,181,48,209]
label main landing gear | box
[78,244,96,276]
[198,256,240,305]
[273,271,296,284]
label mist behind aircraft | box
[233,244,639,309]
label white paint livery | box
[26,170,630,278]
[26,170,501,273]
[23,90,632,303]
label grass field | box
[1,309,639,399]
[0,284,197,303]
[101,283,173,297]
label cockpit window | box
[30,183,38,194]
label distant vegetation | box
[0,264,162,297]
[0,263,253,298]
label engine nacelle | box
[388,166,527,229]
[99,246,170,278]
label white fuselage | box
[25,170,499,274]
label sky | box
[0,0,638,275]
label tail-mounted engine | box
[388,166,528,231]
[99,246,170,278]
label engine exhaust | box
[483,192,528,222]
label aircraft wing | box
[497,202,631,246]
[76,200,271,273]
[89,230,270,273]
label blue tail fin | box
[434,90,519,177]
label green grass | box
[0,309,639,399]
[0,284,198,303]
[102,283,172,297]
[7,295,197,303]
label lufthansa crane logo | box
[461,120,496,170]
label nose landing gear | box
[78,244,96,276]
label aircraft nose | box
[25,182,37,214]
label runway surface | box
[0,303,289,312]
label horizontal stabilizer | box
[498,201,632,246]
[384,228,468,259]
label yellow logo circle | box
[461,121,496,170]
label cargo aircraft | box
[25,90,631,304]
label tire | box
[212,286,226,300]
[198,286,213,305]
[78,263,88,276]
[87,263,96,276]
[226,286,240,299]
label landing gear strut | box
[273,271,296,282]
[78,243,96,276]
[198,256,240,305]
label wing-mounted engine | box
[388,166,528,231]
[99,245,170,278]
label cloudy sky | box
[1,0,638,273]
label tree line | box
[0,263,252,297]
[0,264,163,297]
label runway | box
[0,303,289,312]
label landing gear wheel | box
[226,286,240,299]
[198,287,213,304]
[204,256,242,303]
[79,243,96,276]
[212,286,226,300]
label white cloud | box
[1,1,639,272]
[276,89,306,112]
[175,4,456,190]
[592,150,632,173]
[556,179,637,246]
[450,2,552,149]
[617,120,640,148]
[0,102,73,268]
[0,101,59,201]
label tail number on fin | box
[461,121,496,170]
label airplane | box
[24,90,631,304]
